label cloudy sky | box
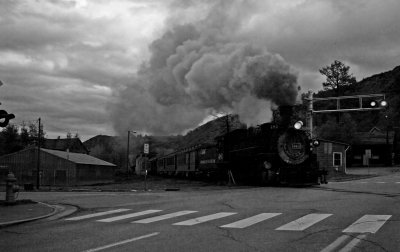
[0,0,399,140]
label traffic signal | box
[0,110,15,127]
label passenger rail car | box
[154,144,218,177]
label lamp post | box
[36,118,41,189]
[127,130,136,174]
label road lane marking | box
[133,210,198,224]
[342,215,391,233]
[65,209,131,221]
[96,210,162,222]
[338,234,367,252]
[220,213,281,228]
[82,232,159,252]
[276,213,332,231]
[320,234,351,252]
[173,212,237,226]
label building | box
[315,139,349,177]
[0,147,116,186]
[350,127,398,166]
[43,138,89,154]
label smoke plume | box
[110,0,298,135]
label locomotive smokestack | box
[278,105,293,127]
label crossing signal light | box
[370,100,387,108]
[0,110,15,127]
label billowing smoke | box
[110,1,298,136]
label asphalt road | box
[1,173,400,252]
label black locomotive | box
[215,106,320,185]
[150,105,321,185]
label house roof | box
[353,130,395,145]
[317,138,350,146]
[41,148,116,166]
[43,138,89,153]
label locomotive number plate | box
[291,143,302,149]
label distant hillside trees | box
[316,113,359,144]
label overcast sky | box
[1,0,399,140]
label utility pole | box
[127,130,130,174]
[36,117,41,189]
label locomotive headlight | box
[294,121,303,130]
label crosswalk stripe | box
[173,212,237,226]
[275,213,332,231]
[96,210,162,223]
[65,209,131,221]
[342,215,391,233]
[132,210,198,224]
[220,213,281,228]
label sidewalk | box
[346,166,400,176]
[0,199,57,227]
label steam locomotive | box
[150,105,321,185]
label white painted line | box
[65,209,131,221]
[338,234,367,252]
[375,182,387,184]
[173,212,237,226]
[220,213,281,228]
[320,234,351,252]
[343,215,391,233]
[395,182,400,184]
[96,210,162,223]
[82,232,159,252]
[276,213,332,231]
[133,210,198,224]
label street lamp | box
[127,130,137,174]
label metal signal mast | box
[306,93,388,138]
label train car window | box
[177,153,186,165]
[166,157,175,165]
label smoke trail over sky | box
[110,0,299,135]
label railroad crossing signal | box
[144,143,149,154]
[305,93,388,138]
[0,110,15,127]
[308,93,387,113]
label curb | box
[0,202,77,228]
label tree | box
[0,124,23,155]
[319,60,356,96]
[66,131,72,139]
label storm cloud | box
[0,0,399,138]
